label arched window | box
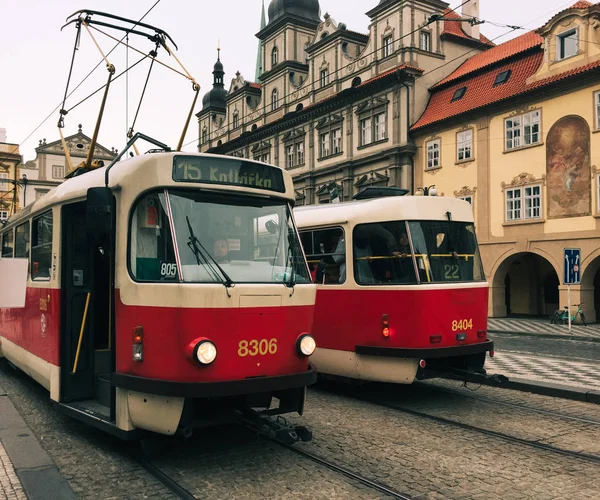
[272,46,278,67]
[271,88,279,111]
[233,111,239,129]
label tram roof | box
[294,196,475,228]
[3,152,294,228]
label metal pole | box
[568,285,571,333]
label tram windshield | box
[352,220,485,285]
[130,190,311,284]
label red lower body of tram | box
[0,286,316,437]
[309,285,493,384]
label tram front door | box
[60,201,112,405]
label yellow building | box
[412,1,600,321]
[0,140,22,221]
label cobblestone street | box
[2,358,599,499]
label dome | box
[202,54,227,111]
[268,0,321,24]
[201,87,227,110]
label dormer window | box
[451,87,467,102]
[557,28,578,60]
[272,46,279,67]
[494,70,512,86]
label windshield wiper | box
[185,216,234,288]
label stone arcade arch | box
[580,253,600,323]
[491,252,560,318]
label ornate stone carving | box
[501,172,546,188]
[453,186,477,197]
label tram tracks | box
[259,431,413,500]
[335,383,600,466]
[424,382,600,426]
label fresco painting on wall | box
[546,115,591,219]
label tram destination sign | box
[173,156,285,193]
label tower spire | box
[255,0,266,81]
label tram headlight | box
[297,334,316,357]
[195,340,217,365]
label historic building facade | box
[18,125,117,209]
[412,1,600,321]
[197,0,492,204]
[0,140,22,221]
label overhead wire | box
[189,4,533,149]
[189,0,582,150]
[0,0,162,168]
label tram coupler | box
[444,368,509,386]
[237,410,312,444]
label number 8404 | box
[452,319,473,331]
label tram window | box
[31,211,53,280]
[130,192,179,281]
[14,221,30,259]
[352,222,418,285]
[408,221,485,282]
[1,230,14,258]
[300,227,345,284]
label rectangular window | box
[320,69,329,87]
[296,142,304,165]
[360,117,372,146]
[52,165,64,179]
[14,221,30,259]
[0,210,8,221]
[383,35,393,58]
[457,129,473,161]
[505,188,522,221]
[1,230,14,258]
[426,139,441,169]
[459,196,473,205]
[287,145,295,168]
[300,227,346,284]
[233,115,239,129]
[420,31,431,52]
[505,110,540,150]
[374,113,386,141]
[0,172,8,191]
[31,211,53,280]
[557,28,578,60]
[595,92,600,130]
[524,185,542,219]
[320,132,330,158]
[254,152,270,163]
[332,128,342,154]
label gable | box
[36,131,116,160]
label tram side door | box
[60,201,110,402]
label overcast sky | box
[1,0,579,161]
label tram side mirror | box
[87,187,114,236]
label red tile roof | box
[412,46,600,131]
[569,1,593,9]
[441,9,495,47]
[249,82,262,89]
[434,31,543,88]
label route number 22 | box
[444,264,459,280]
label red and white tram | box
[295,192,493,384]
[0,150,316,437]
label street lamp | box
[415,185,438,196]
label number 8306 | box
[238,338,278,357]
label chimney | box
[462,0,480,41]
[0,128,6,143]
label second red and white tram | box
[295,193,493,384]
[0,148,316,437]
